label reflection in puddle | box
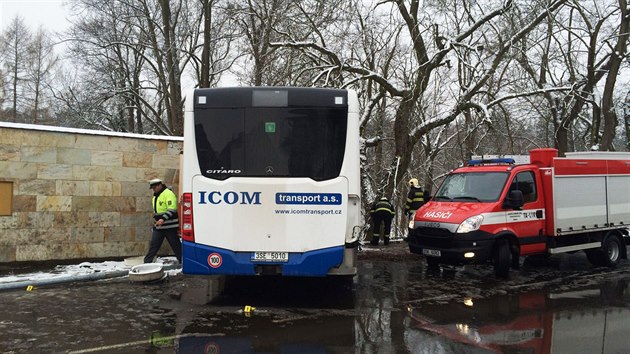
[407,279,630,353]
[175,266,630,353]
[4,256,630,353]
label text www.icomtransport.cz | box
[275,209,342,215]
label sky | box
[0,0,240,86]
[0,0,69,32]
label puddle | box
[1,251,629,353]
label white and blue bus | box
[180,87,361,277]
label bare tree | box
[0,68,5,111]
[0,16,31,122]
[625,88,630,150]
[184,0,236,88]
[157,0,184,135]
[61,0,238,135]
[598,0,630,150]
[514,0,630,154]
[26,27,59,124]
[273,0,569,198]
[232,0,287,85]
[227,0,348,86]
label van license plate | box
[252,252,289,262]
[423,249,441,257]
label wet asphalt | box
[1,242,630,353]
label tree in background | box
[515,0,630,154]
[229,0,348,86]
[0,16,31,122]
[625,88,630,150]
[2,0,630,232]
[188,0,236,88]
[0,68,4,111]
[269,0,570,197]
[58,0,236,135]
[26,27,59,124]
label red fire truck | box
[408,148,630,277]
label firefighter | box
[144,178,182,264]
[405,178,427,221]
[369,196,395,246]
[405,178,428,240]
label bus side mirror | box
[504,190,524,210]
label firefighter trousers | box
[371,211,393,245]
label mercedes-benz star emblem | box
[266,166,274,174]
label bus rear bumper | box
[182,242,346,277]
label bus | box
[180,87,361,277]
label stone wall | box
[0,122,183,263]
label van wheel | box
[494,240,511,279]
[601,236,622,268]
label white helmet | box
[408,178,419,187]
[148,178,163,189]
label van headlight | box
[456,215,484,233]
[408,220,415,229]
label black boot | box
[384,236,390,245]
[370,236,379,245]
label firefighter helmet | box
[408,178,419,187]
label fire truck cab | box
[408,148,630,278]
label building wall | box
[0,123,183,263]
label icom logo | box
[198,191,262,205]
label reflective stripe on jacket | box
[370,200,395,215]
[152,187,178,229]
[405,187,425,213]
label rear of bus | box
[180,87,361,277]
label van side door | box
[506,170,546,254]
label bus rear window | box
[194,107,347,180]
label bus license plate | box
[252,252,289,262]
[423,249,441,257]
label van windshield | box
[194,107,348,180]
[433,172,509,202]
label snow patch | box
[0,257,180,284]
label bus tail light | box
[181,193,195,242]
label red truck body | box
[409,148,630,277]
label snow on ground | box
[0,257,181,284]
[0,239,421,285]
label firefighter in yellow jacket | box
[405,178,427,220]
[405,178,428,240]
[144,178,182,263]
[369,196,395,246]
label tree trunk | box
[159,0,184,136]
[12,43,18,123]
[200,0,211,88]
[625,91,630,151]
[385,96,414,198]
[555,120,569,156]
[463,109,476,157]
[33,75,40,124]
[599,0,629,150]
